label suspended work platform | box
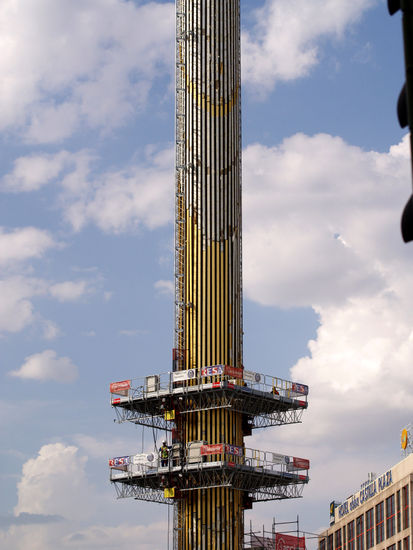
[110,366,308,431]
[109,444,310,506]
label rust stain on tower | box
[109,0,310,548]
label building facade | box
[319,454,413,550]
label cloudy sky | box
[1,0,412,548]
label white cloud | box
[49,281,89,302]
[0,441,169,550]
[61,147,174,233]
[14,443,90,520]
[0,521,169,550]
[243,133,410,308]
[2,147,174,234]
[242,0,376,93]
[242,132,413,522]
[42,320,61,340]
[2,151,71,192]
[9,350,78,383]
[118,329,148,336]
[0,277,46,333]
[60,522,169,549]
[154,279,174,296]
[0,0,174,142]
[0,227,56,266]
[2,150,95,193]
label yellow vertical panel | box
[186,495,190,550]
[198,491,201,550]
[220,248,224,364]
[207,244,211,368]
[191,221,197,370]
[211,242,216,363]
[224,242,229,364]
[212,488,216,550]
[197,226,202,368]
[202,248,207,368]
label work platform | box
[110,445,310,505]
[110,367,308,430]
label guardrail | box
[109,445,310,481]
[109,367,308,405]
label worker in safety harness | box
[159,440,169,467]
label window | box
[328,534,333,550]
[356,515,365,550]
[397,490,401,533]
[398,540,402,550]
[335,529,343,550]
[388,544,396,550]
[320,538,326,550]
[403,486,410,530]
[376,502,385,544]
[348,521,355,550]
[343,521,347,550]
[387,494,395,538]
[403,537,410,550]
[366,508,374,549]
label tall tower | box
[174,0,243,546]
[108,0,310,548]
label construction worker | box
[159,440,169,467]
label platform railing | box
[110,368,308,405]
[109,445,310,482]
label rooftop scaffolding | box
[109,445,310,505]
[110,367,308,431]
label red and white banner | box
[275,534,305,550]
[200,444,243,456]
[224,365,243,379]
[292,457,310,470]
[200,444,224,455]
[291,383,308,395]
[201,365,224,377]
[110,380,131,396]
[109,456,130,468]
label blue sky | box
[1,0,412,548]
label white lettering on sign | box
[201,365,224,377]
[338,470,393,519]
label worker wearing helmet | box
[159,440,169,467]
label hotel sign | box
[337,470,393,519]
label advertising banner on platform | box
[109,456,130,468]
[200,444,224,455]
[243,370,262,383]
[224,365,243,379]
[291,383,309,395]
[200,444,243,456]
[272,453,289,464]
[109,380,131,396]
[275,533,306,550]
[292,457,310,469]
[172,369,197,382]
[224,444,243,456]
[201,365,224,377]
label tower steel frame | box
[109,0,309,546]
